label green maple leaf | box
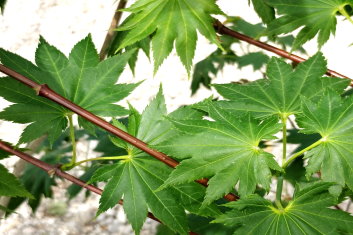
[89,88,220,235]
[0,164,33,199]
[0,35,139,144]
[213,53,350,119]
[115,0,223,74]
[266,0,353,50]
[154,102,283,204]
[213,182,353,234]
[296,90,353,194]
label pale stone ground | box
[0,1,353,234]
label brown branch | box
[214,20,351,80]
[0,64,239,202]
[0,140,199,235]
[99,0,127,61]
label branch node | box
[47,164,62,177]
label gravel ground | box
[1,1,353,234]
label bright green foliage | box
[266,0,353,50]
[297,90,353,194]
[116,0,223,74]
[213,53,350,119]
[0,35,138,144]
[214,182,353,234]
[0,164,33,198]
[89,88,220,235]
[154,102,282,204]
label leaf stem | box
[338,5,353,26]
[275,115,288,208]
[69,155,130,169]
[282,138,323,169]
[275,176,284,209]
[281,115,288,166]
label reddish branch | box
[214,20,350,80]
[0,64,239,202]
[0,140,201,235]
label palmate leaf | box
[213,182,353,234]
[266,0,353,50]
[296,90,353,194]
[90,88,220,235]
[116,0,223,74]
[213,53,350,119]
[0,35,139,144]
[154,102,283,204]
[0,164,33,199]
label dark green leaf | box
[6,147,67,213]
[0,0,7,13]
[250,0,275,25]
[236,52,269,70]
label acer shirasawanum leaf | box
[213,53,350,119]
[116,0,223,74]
[154,101,282,204]
[0,164,33,199]
[266,0,353,50]
[296,90,353,195]
[0,35,139,144]
[213,182,353,234]
[89,88,220,235]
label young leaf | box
[266,0,353,50]
[213,53,350,119]
[0,35,139,144]
[91,88,219,235]
[0,164,33,199]
[116,0,223,74]
[154,102,282,204]
[296,90,353,194]
[213,182,353,234]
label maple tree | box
[1,0,353,234]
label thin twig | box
[99,0,127,60]
[0,64,239,202]
[0,140,199,235]
[214,20,350,80]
